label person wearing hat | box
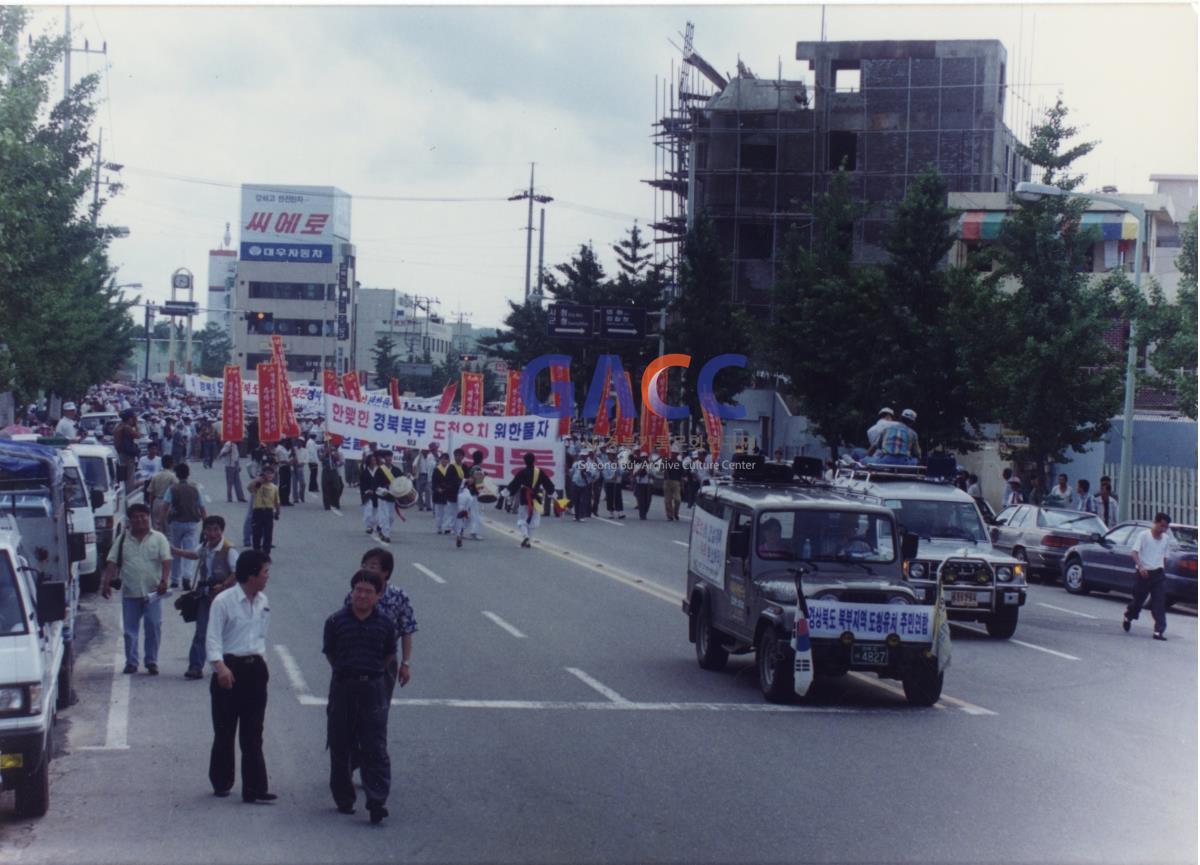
[874,409,921,466]
[601,447,626,519]
[504,452,557,548]
[430,452,452,533]
[437,449,468,535]
[452,466,485,548]
[55,402,81,440]
[866,407,896,456]
[569,449,597,521]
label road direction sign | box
[160,301,199,316]
[547,303,593,339]
[598,306,647,340]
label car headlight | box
[887,595,912,605]
[908,562,927,579]
[996,566,1013,583]
[0,687,24,713]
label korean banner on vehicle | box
[257,362,282,443]
[323,393,564,485]
[804,600,939,644]
[688,506,727,586]
[221,365,243,442]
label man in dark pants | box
[319,438,344,511]
[205,550,275,802]
[324,570,397,824]
[171,515,238,679]
[248,466,281,554]
[1124,512,1173,641]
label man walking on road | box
[505,452,557,547]
[171,515,239,679]
[164,462,206,589]
[413,445,436,511]
[319,438,344,511]
[205,550,275,802]
[248,466,281,555]
[1123,512,1173,641]
[219,438,246,503]
[102,503,172,675]
[325,569,397,824]
[344,548,415,700]
[660,448,686,521]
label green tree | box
[768,170,891,454]
[1141,209,1197,418]
[195,321,232,377]
[0,8,134,402]
[370,334,399,388]
[988,99,1121,490]
[666,215,751,417]
[877,167,1001,451]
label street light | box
[1013,181,1144,522]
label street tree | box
[987,99,1121,491]
[195,320,232,377]
[370,334,399,389]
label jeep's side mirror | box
[901,532,919,561]
[1091,532,1104,544]
[37,580,67,623]
[90,488,104,511]
[728,529,749,560]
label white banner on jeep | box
[805,601,935,642]
[688,507,728,586]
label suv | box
[0,517,68,818]
[832,464,1027,639]
[683,472,947,707]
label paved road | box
[1,463,1195,864]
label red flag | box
[504,369,525,416]
[389,378,402,409]
[257,363,282,444]
[654,372,670,452]
[616,372,635,445]
[270,336,301,439]
[702,405,723,460]
[550,363,571,436]
[221,365,243,443]
[592,369,612,437]
[341,371,364,403]
[461,372,484,416]
[437,382,458,414]
[322,368,341,398]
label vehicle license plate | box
[851,644,889,666]
[950,591,978,607]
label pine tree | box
[370,335,398,389]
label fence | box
[1102,463,1198,525]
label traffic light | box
[459,354,478,363]
[245,311,273,334]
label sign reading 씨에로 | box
[688,506,728,587]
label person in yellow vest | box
[438,448,467,535]
[504,452,557,548]
[431,452,451,534]
[372,450,399,544]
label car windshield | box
[80,456,109,492]
[0,551,28,636]
[1168,526,1197,547]
[757,509,896,563]
[62,467,89,509]
[884,499,988,543]
[1042,510,1106,533]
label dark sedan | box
[991,505,1109,583]
[1060,522,1198,606]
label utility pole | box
[535,207,546,299]
[508,164,553,301]
[62,8,107,100]
[143,303,153,382]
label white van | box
[0,515,68,818]
[69,441,124,593]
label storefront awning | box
[958,210,1141,242]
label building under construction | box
[649,34,1031,318]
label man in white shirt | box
[413,445,437,512]
[136,442,163,482]
[55,402,80,440]
[219,438,246,503]
[304,435,320,496]
[1123,512,1173,641]
[205,549,275,801]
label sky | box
[24,1,1200,329]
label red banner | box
[592,369,612,438]
[616,372,635,445]
[437,382,458,414]
[460,372,484,416]
[221,365,244,442]
[389,378,402,409]
[504,369,525,416]
[654,372,670,452]
[322,369,343,447]
[270,336,301,439]
[341,371,364,403]
[702,405,723,460]
[257,362,282,444]
[550,363,571,437]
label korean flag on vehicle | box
[792,592,814,698]
[932,582,952,673]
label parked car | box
[1060,521,1197,606]
[990,505,1108,583]
[69,440,125,592]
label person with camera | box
[101,503,172,675]
[171,515,240,680]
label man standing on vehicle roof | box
[54,402,81,440]
[1123,512,1173,641]
[866,407,896,455]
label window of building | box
[248,281,334,301]
[245,353,325,374]
[998,63,1006,106]
[738,222,773,260]
[832,61,861,93]
[247,317,332,337]
[829,131,858,170]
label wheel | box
[693,601,729,671]
[986,605,1019,639]
[1062,559,1090,595]
[755,628,795,704]
[902,658,943,707]
[56,643,75,711]
[14,727,51,818]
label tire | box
[902,658,943,707]
[986,605,1019,639]
[755,628,795,704]
[693,601,729,671]
[56,643,75,711]
[14,726,51,819]
[1062,559,1090,595]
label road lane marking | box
[565,667,631,704]
[672,540,689,548]
[594,517,624,527]
[482,610,527,639]
[847,671,995,715]
[412,562,446,584]
[330,508,344,518]
[78,651,131,751]
[296,696,948,714]
[274,644,313,695]
[483,518,681,605]
[1037,602,1098,619]
[952,622,1081,661]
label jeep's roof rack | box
[833,459,954,486]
